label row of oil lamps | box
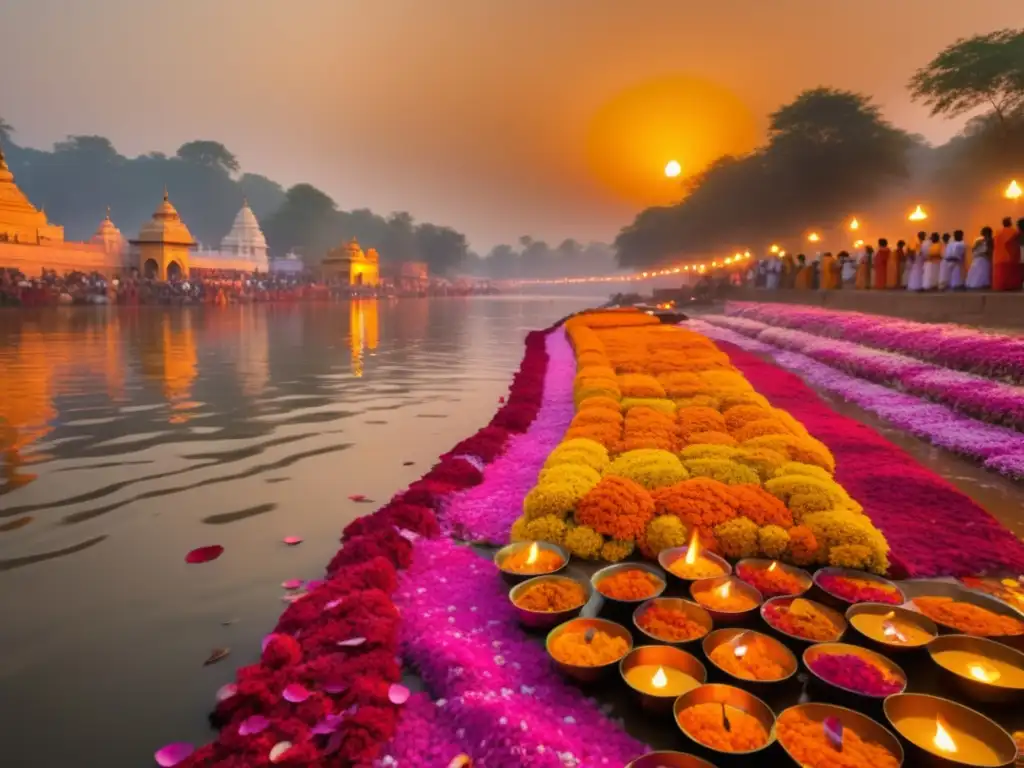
[494,540,1024,767]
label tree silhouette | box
[176,140,241,174]
[0,116,13,145]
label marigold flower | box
[771,408,810,437]
[714,516,761,559]
[803,510,889,574]
[523,514,569,546]
[617,373,666,399]
[786,525,819,566]
[614,435,678,454]
[723,404,775,432]
[733,419,791,442]
[678,406,728,436]
[575,476,655,540]
[674,395,721,410]
[620,397,676,415]
[565,422,621,449]
[717,391,771,411]
[625,406,678,434]
[644,514,690,556]
[683,430,738,447]
[728,485,794,527]
[577,396,622,414]
[538,463,602,488]
[773,462,833,482]
[569,409,623,430]
[651,478,740,530]
[699,370,753,391]
[764,474,856,521]
[510,515,530,542]
[601,538,636,562]
[544,438,610,473]
[828,543,875,571]
[577,350,609,368]
[758,524,790,558]
[734,447,789,481]
[605,449,690,490]
[657,371,706,399]
[679,444,744,461]
[574,366,617,385]
[743,434,836,473]
[682,458,761,486]
[574,377,621,403]
[564,524,605,560]
[523,480,588,520]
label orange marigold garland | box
[575,476,655,540]
[728,485,794,528]
[651,478,740,530]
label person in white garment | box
[966,226,993,290]
[906,231,927,291]
[941,230,966,290]
[765,257,781,290]
[840,249,858,286]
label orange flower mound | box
[684,431,738,447]
[569,409,623,429]
[657,371,706,399]
[565,422,621,449]
[677,702,769,753]
[616,435,677,453]
[728,485,794,527]
[913,596,1024,636]
[776,709,900,768]
[514,578,587,612]
[693,581,759,613]
[709,634,788,680]
[549,628,630,666]
[636,603,708,642]
[596,568,663,601]
[618,373,666,399]
[787,525,819,566]
[734,419,790,442]
[678,407,727,437]
[576,476,655,540]
[723,405,774,432]
[503,547,565,574]
[577,396,621,414]
[620,407,679,453]
[652,478,740,530]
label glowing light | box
[717,580,732,600]
[932,718,957,754]
[881,611,907,643]
[664,160,682,178]
[967,662,1001,683]
[769,244,780,254]
[651,666,668,689]
[525,543,539,566]
[808,232,821,243]
[731,633,749,659]
[768,561,778,573]
[684,528,702,566]
[743,250,751,258]
[909,205,928,222]
[853,239,865,249]
[1007,180,1022,201]
[849,217,860,231]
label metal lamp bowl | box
[803,642,908,701]
[735,558,812,598]
[509,573,593,631]
[673,684,776,759]
[927,634,1024,704]
[845,603,937,654]
[901,579,1024,652]
[619,644,708,714]
[633,597,714,647]
[494,541,568,585]
[884,693,1017,768]
[689,576,763,625]
[625,752,717,768]
[761,595,847,648]
[658,545,732,586]
[702,628,799,687]
[546,617,633,684]
[812,567,906,609]
[777,703,903,767]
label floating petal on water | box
[281,579,303,590]
[185,545,223,564]
[282,683,310,703]
[204,647,231,666]
[388,683,410,705]
[155,742,194,766]
[348,494,368,502]
[283,536,302,546]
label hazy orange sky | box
[0,0,1019,250]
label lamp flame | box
[651,666,668,689]
[768,561,778,573]
[770,244,780,254]
[525,543,539,566]
[808,232,821,243]
[967,662,1000,683]
[850,217,860,231]
[909,205,928,222]
[1007,180,1022,201]
[853,239,865,249]
[731,633,749,659]
[933,717,957,754]
[717,580,732,600]
[684,528,702,566]
[880,611,907,643]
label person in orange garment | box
[886,239,905,288]
[873,238,890,289]
[993,216,1023,291]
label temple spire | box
[162,185,169,202]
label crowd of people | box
[749,216,1024,292]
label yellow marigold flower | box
[786,525,819,566]
[723,404,774,432]
[564,524,605,560]
[523,480,589,521]
[683,430,738,447]
[577,396,622,414]
[734,447,788,482]
[644,514,690,556]
[544,438,611,474]
[574,366,617,384]
[733,419,790,442]
[600,538,635,562]
[802,510,889,574]
[605,449,689,490]
[698,370,753,392]
[621,397,676,415]
[758,524,790,559]
[682,458,760,486]
[774,462,833,482]
[617,373,666,399]
[771,408,810,437]
[764,475,857,521]
[679,444,744,461]
[574,378,621,404]
[674,395,721,410]
[828,544,875,571]
[523,514,568,547]
[714,516,760,559]
[510,515,530,542]
[742,434,836,474]
[717,391,771,411]
[538,463,602,489]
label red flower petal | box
[281,579,303,590]
[282,683,310,703]
[185,545,223,564]
[348,494,367,502]
[283,536,302,546]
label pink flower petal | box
[323,681,347,694]
[283,536,302,546]
[185,545,223,564]
[238,715,269,736]
[261,634,277,652]
[324,598,342,610]
[215,683,237,702]
[282,683,310,703]
[347,494,367,502]
[281,579,303,590]
[155,742,194,767]
[305,579,324,590]
[498,396,506,403]
[281,592,307,603]
[336,637,366,647]
[269,741,293,763]
[388,683,410,705]
[396,528,419,543]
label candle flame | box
[933,717,957,754]
[525,543,539,566]
[717,580,732,600]
[770,244,780,254]
[651,666,668,689]
[684,528,702,566]
[880,612,907,643]
[808,232,821,243]
[1007,179,1022,201]
[967,662,1001,683]
[734,642,748,659]
[909,204,928,222]
[849,217,860,231]
[768,561,778,573]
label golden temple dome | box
[0,144,13,184]
[346,238,363,254]
[91,206,126,251]
[132,188,196,246]
[366,247,380,263]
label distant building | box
[382,260,429,293]
[320,238,380,286]
[130,190,197,280]
[270,252,306,275]
[193,199,270,272]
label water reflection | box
[350,299,379,377]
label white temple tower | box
[219,199,269,271]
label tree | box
[176,140,240,174]
[910,29,1024,126]
[0,116,13,146]
[262,183,340,259]
[414,223,468,275]
[238,173,286,219]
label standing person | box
[907,232,927,291]
[794,254,811,289]
[938,233,952,289]
[821,251,839,289]
[781,251,796,288]
[993,217,1022,291]
[922,232,943,290]
[765,257,781,290]
[838,250,855,287]
[873,239,890,289]
[887,239,905,289]
[966,226,994,290]
[943,230,967,290]
[855,246,873,289]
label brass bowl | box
[673,684,776,762]
[633,597,714,647]
[592,562,667,619]
[494,541,568,585]
[812,566,905,609]
[761,595,846,648]
[803,642,908,703]
[701,628,798,689]
[927,634,1024,704]
[546,617,633,684]
[846,603,938,655]
[626,752,717,768]
[619,644,707,714]
[509,573,593,631]
[690,576,763,625]
[901,579,1024,652]
[777,702,903,767]
[735,558,812,598]
[658,545,732,587]
[884,693,1017,768]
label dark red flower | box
[261,634,302,669]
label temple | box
[130,190,196,280]
[193,199,271,273]
[0,144,64,245]
[320,238,380,286]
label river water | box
[2,298,1022,767]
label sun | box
[664,160,682,178]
